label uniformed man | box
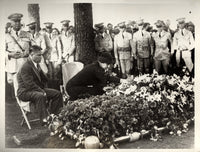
[164,19,175,37]
[94,23,113,55]
[152,20,172,74]
[42,22,54,78]
[114,21,133,78]
[27,22,48,74]
[132,19,153,75]
[172,17,194,77]
[60,20,75,62]
[5,13,31,84]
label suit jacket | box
[17,57,48,97]
[66,61,120,88]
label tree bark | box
[74,3,96,65]
[28,4,40,32]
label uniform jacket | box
[29,32,46,54]
[114,31,132,59]
[29,32,48,74]
[5,29,31,73]
[66,61,120,88]
[94,33,113,53]
[152,30,172,60]
[17,57,48,98]
[172,28,195,54]
[132,30,153,58]
[60,31,75,59]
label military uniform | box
[60,20,75,62]
[94,23,113,54]
[152,20,172,74]
[114,22,132,78]
[5,13,31,84]
[27,22,48,74]
[172,18,194,73]
[132,28,153,75]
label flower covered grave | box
[47,73,194,148]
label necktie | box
[141,31,144,37]
[181,30,184,36]
[37,64,41,72]
[122,33,124,39]
[159,33,161,38]
[16,31,19,37]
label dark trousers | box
[18,88,63,122]
[66,85,104,101]
[137,58,150,75]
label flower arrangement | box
[47,73,194,148]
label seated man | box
[66,52,127,100]
[17,45,63,125]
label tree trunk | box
[28,4,40,32]
[74,3,96,65]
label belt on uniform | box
[180,49,189,52]
[118,47,131,52]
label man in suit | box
[17,45,63,125]
[66,52,128,100]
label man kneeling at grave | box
[66,52,128,100]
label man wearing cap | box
[114,21,133,78]
[5,13,31,85]
[152,20,172,74]
[60,20,75,62]
[94,23,113,55]
[66,52,128,100]
[27,22,48,74]
[132,19,153,75]
[42,22,54,79]
[17,45,63,125]
[172,17,194,77]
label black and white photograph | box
[1,0,199,151]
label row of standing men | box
[94,18,195,79]
[5,13,195,90]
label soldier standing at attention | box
[27,22,48,74]
[152,20,172,74]
[42,22,54,79]
[5,13,31,85]
[172,17,194,78]
[132,19,153,75]
[114,22,133,78]
[60,20,75,62]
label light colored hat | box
[8,13,23,21]
[44,22,54,28]
[176,17,186,24]
[117,22,126,28]
[136,19,144,26]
